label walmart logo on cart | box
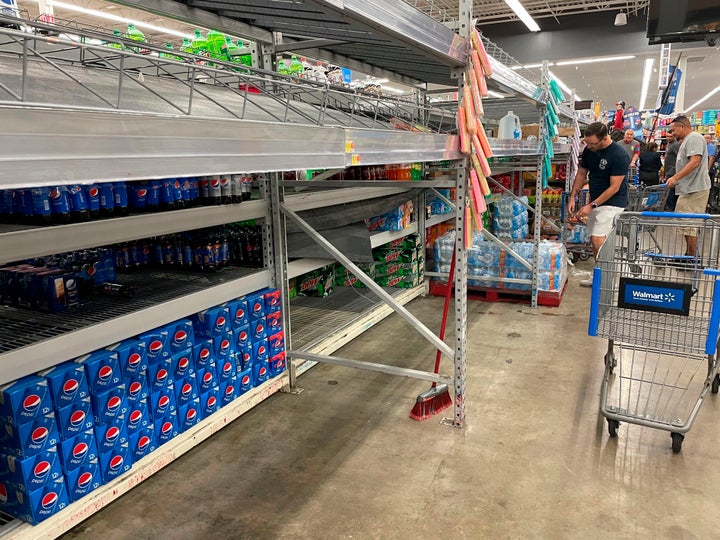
[631,291,675,303]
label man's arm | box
[575,174,625,218]
[630,144,639,167]
[667,155,702,187]
[568,166,589,214]
[709,147,716,170]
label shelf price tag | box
[351,154,361,166]
[345,141,355,153]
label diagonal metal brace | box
[281,205,454,359]
[286,351,453,384]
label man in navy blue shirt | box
[568,122,630,286]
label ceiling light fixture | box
[503,0,540,32]
[614,12,628,26]
[52,1,194,39]
[548,71,582,101]
[555,55,636,66]
[510,62,554,70]
[638,58,654,110]
[685,83,720,112]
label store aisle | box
[63,268,720,539]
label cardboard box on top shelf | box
[557,127,576,137]
[521,124,539,139]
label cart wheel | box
[607,419,619,437]
[712,375,720,394]
[579,253,590,261]
[671,433,684,454]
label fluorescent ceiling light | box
[555,55,636,66]
[548,70,582,101]
[503,0,540,32]
[511,62,554,70]
[487,90,505,98]
[638,58,654,111]
[53,1,194,39]
[685,83,720,112]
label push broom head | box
[409,383,452,421]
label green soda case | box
[374,273,421,288]
[372,248,403,264]
[297,265,335,297]
[383,233,421,251]
[374,261,419,278]
[288,278,297,299]
[334,274,366,288]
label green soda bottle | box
[107,29,123,50]
[180,37,193,54]
[277,59,289,75]
[206,29,225,59]
[222,35,239,62]
[238,40,252,67]
[191,29,208,56]
[125,24,147,54]
[290,54,304,77]
[160,42,181,62]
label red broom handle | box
[432,245,456,379]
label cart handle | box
[588,267,602,337]
[641,211,711,219]
[704,269,720,277]
[706,279,720,355]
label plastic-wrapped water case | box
[493,196,528,217]
[496,224,529,239]
[433,231,456,264]
[563,224,588,244]
[468,242,501,268]
[537,269,567,291]
[468,266,500,287]
[493,211,528,232]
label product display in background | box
[0,288,285,525]
[366,201,414,232]
[492,196,529,240]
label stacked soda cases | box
[0,287,285,525]
[0,174,255,226]
[366,201,414,232]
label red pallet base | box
[428,280,567,307]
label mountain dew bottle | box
[222,35,239,63]
[206,29,225,59]
[238,41,252,66]
[290,55,303,77]
[180,37,192,54]
[277,59,289,75]
[125,24,147,54]
[107,29,123,50]
[191,29,208,56]
[160,42,181,61]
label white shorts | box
[586,205,624,238]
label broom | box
[410,246,455,421]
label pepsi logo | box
[225,386,235,398]
[174,180,181,189]
[23,394,42,414]
[98,365,114,382]
[128,381,143,398]
[202,372,213,385]
[69,410,86,428]
[242,353,251,363]
[238,332,248,343]
[66,278,76,290]
[49,188,61,200]
[155,369,169,385]
[136,189,148,198]
[241,375,251,386]
[186,408,198,423]
[138,435,151,452]
[258,346,266,355]
[106,396,123,413]
[157,395,171,411]
[199,348,210,362]
[207,397,217,409]
[221,362,232,375]
[216,316,226,329]
[149,340,163,355]
[128,409,143,426]
[41,491,59,510]
[259,367,267,377]
[72,442,89,460]
[88,187,99,197]
[211,178,220,188]
[253,302,262,313]
[201,179,209,187]
[31,427,49,445]
[0,483,7,504]
[33,461,52,480]
[235,308,245,320]
[174,330,188,345]
[127,353,142,369]
[161,421,173,436]
[77,471,94,490]
[105,426,121,444]
[220,339,230,352]
[177,357,190,374]
[109,455,124,472]
[180,383,193,398]
[87,265,96,277]
[255,324,264,335]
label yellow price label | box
[345,141,355,153]
[351,154,361,166]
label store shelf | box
[426,213,456,228]
[284,186,414,212]
[279,179,457,188]
[370,222,419,248]
[0,200,268,266]
[0,267,271,384]
[0,372,288,539]
[345,129,461,166]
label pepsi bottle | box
[99,183,115,217]
[208,176,222,205]
[0,190,11,223]
[230,175,242,204]
[219,174,232,204]
[189,177,200,206]
[68,185,89,222]
[241,175,253,201]
[21,189,34,224]
[130,183,148,212]
[85,184,101,220]
[160,178,176,211]
[113,182,129,216]
[30,187,52,225]
[49,186,72,224]
[172,178,185,210]
[147,180,161,212]
[200,177,210,203]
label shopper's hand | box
[666,176,676,187]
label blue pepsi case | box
[253,362,270,387]
[98,182,115,217]
[174,373,199,406]
[55,397,94,441]
[251,319,267,341]
[137,329,170,364]
[213,332,235,359]
[268,352,287,378]
[84,184,101,219]
[253,339,269,363]
[237,345,252,372]
[0,448,63,494]
[125,372,149,404]
[94,415,128,454]
[155,410,179,446]
[98,441,131,483]
[227,298,249,329]
[246,291,266,321]
[90,385,128,425]
[112,182,129,216]
[147,359,172,393]
[238,369,252,396]
[262,288,282,313]
[39,363,90,411]
[48,186,72,224]
[192,306,230,338]
[29,187,52,225]
[177,399,201,433]
[196,367,217,395]
[216,357,236,383]
[170,349,194,381]
[129,424,155,463]
[193,340,214,372]
[0,476,69,524]
[64,459,102,503]
[219,377,238,407]
[233,326,251,352]
[0,414,59,459]
[106,339,148,380]
[74,350,121,395]
[148,383,176,420]
[146,180,161,212]
[168,319,195,354]
[130,183,148,212]
[68,185,89,222]
[266,310,283,333]
[0,376,53,426]
[199,387,219,418]
[125,398,150,434]
[57,430,99,472]
[268,331,285,356]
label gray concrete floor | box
[64,265,720,539]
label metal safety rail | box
[0,16,454,133]
[589,211,720,452]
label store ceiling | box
[14,0,720,112]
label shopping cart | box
[626,183,670,212]
[589,211,720,453]
[562,190,593,263]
